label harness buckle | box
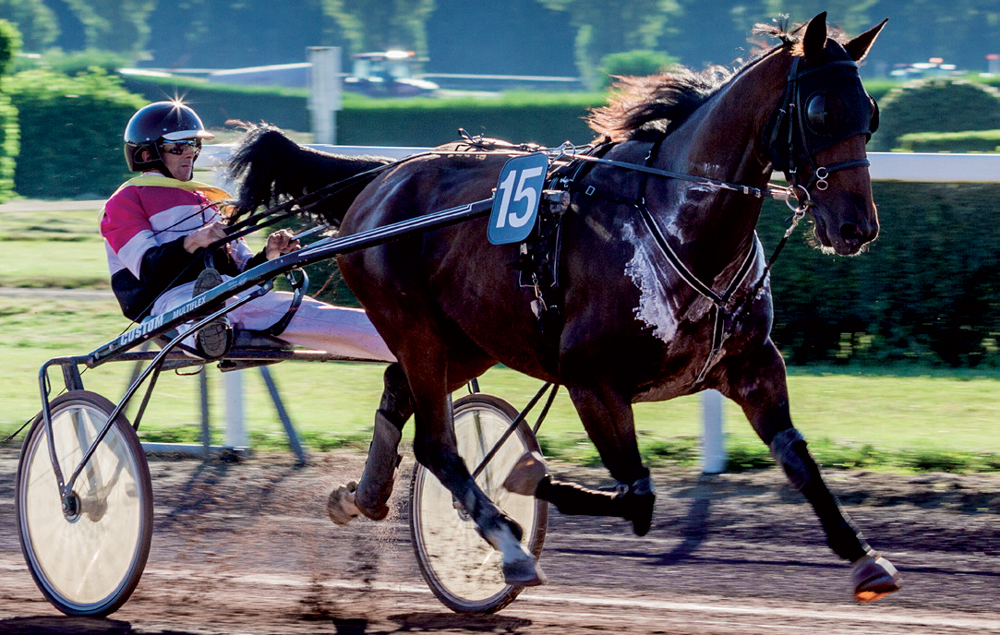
[584,185,596,197]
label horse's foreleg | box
[537,384,655,536]
[720,340,901,601]
[505,449,656,533]
[328,363,414,524]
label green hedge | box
[759,182,1000,367]
[7,69,146,198]
[337,93,603,146]
[895,130,1000,153]
[873,79,1000,152]
[121,75,311,132]
[0,91,19,202]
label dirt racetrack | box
[1,444,998,635]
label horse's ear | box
[802,12,828,61]
[845,18,888,62]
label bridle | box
[763,54,879,197]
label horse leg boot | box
[504,451,656,536]
[770,428,902,601]
[328,364,412,525]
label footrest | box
[232,329,295,351]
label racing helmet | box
[123,101,215,174]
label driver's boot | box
[352,410,403,520]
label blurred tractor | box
[344,50,439,97]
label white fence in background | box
[194,148,1000,471]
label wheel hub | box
[62,491,81,522]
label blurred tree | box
[539,0,680,87]
[0,0,58,52]
[62,0,156,56]
[867,0,1000,74]
[322,0,435,56]
[0,17,20,76]
[425,0,576,76]
[0,19,19,202]
[145,0,337,69]
[665,0,761,69]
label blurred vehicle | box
[890,57,962,80]
[345,50,439,97]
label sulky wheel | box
[16,390,153,617]
[409,393,548,613]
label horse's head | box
[764,13,887,255]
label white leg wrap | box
[483,523,546,588]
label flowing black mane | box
[588,21,806,143]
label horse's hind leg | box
[719,340,901,601]
[328,363,413,524]
[396,335,543,586]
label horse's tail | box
[226,123,395,226]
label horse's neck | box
[651,50,791,277]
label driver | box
[100,100,395,362]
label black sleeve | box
[139,235,202,292]
[112,236,204,321]
[243,250,269,272]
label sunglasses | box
[160,139,202,155]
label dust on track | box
[1,445,998,634]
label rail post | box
[308,46,341,144]
[224,370,248,449]
[701,390,726,473]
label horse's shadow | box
[389,612,532,632]
[0,616,135,634]
[649,477,713,566]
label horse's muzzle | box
[812,205,879,255]
[838,218,879,253]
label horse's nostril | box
[841,223,864,244]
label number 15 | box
[494,166,544,229]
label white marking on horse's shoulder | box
[623,221,680,344]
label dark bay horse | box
[229,13,900,601]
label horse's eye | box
[804,91,845,137]
[869,96,880,134]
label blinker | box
[804,91,845,137]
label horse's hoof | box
[851,552,902,602]
[503,451,548,496]
[327,481,361,525]
[502,557,547,588]
[626,475,656,537]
